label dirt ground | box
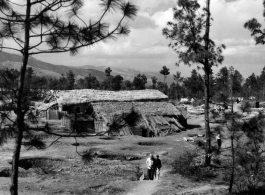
[0,115,229,195]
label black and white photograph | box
[1,0,265,194]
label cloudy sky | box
[7,0,265,78]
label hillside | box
[0,51,174,83]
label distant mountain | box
[0,52,106,81]
[0,51,174,84]
[74,65,175,84]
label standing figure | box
[155,155,162,180]
[216,133,222,151]
[146,153,154,180]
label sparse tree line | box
[5,65,263,103]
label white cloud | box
[152,9,173,28]
[29,0,265,78]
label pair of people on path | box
[146,153,162,180]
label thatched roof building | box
[38,89,168,112]
[37,89,186,136]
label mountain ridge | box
[0,51,174,84]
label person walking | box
[155,155,162,180]
[146,153,155,180]
[216,133,222,151]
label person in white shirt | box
[216,133,222,151]
[146,153,154,180]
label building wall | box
[47,110,59,120]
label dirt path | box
[126,169,166,195]
[176,184,228,195]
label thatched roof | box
[92,102,181,117]
[51,89,168,105]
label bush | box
[240,101,252,112]
[96,151,141,161]
[133,164,143,181]
[82,148,95,164]
[171,150,216,181]
[137,141,164,146]
[172,150,199,175]
[194,139,205,149]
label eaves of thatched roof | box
[51,89,168,106]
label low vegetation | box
[171,150,216,182]
[96,151,142,161]
[137,141,165,146]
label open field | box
[0,115,230,195]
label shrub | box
[171,150,216,181]
[96,151,141,161]
[240,101,252,113]
[99,136,116,140]
[133,164,143,181]
[82,148,95,164]
[194,139,205,149]
[137,141,164,146]
[171,150,199,175]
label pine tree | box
[151,76,158,89]
[105,67,112,90]
[0,1,138,194]
[66,70,75,90]
[163,0,225,165]
[160,66,170,83]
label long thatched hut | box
[38,89,168,114]
[37,89,186,136]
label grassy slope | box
[0,51,174,83]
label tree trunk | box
[204,0,211,166]
[229,71,234,193]
[229,136,235,193]
[10,1,31,194]
[204,70,211,165]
